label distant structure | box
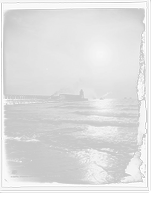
[59,90,86,101]
[4,90,88,105]
[79,89,84,99]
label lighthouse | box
[80,90,84,99]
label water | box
[4,98,140,184]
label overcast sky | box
[3,9,144,98]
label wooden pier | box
[3,95,88,105]
[3,95,60,105]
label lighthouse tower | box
[80,90,84,99]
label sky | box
[3,9,145,98]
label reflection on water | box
[4,99,141,184]
[70,148,132,184]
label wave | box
[73,139,136,154]
[73,111,139,119]
[8,157,32,164]
[5,128,78,141]
[120,107,139,111]
[38,119,139,127]
[49,136,137,156]
[98,148,136,155]
[48,105,139,113]
[4,117,138,127]
[52,105,95,110]
[6,127,136,157]
[4,117,61,124]
[63,120,137,127]
[46,168,79,174]
[93,142,136,155]
[69,104,137,108]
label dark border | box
[1,2,147,192]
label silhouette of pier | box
[3,95,60,105]
[3,95,88,105]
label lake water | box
[4,98,140,184]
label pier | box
[3,95,88,105]
[3,95,60,105]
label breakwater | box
[3,95,87,105]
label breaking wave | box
[37,118,139,127]
[75,111,138,118]
[5,117,61,124]
[5,128,78,141]
[4,116,137,127]
[53,105,97,110]
[53,104,139,111]
[49,136,136,156]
